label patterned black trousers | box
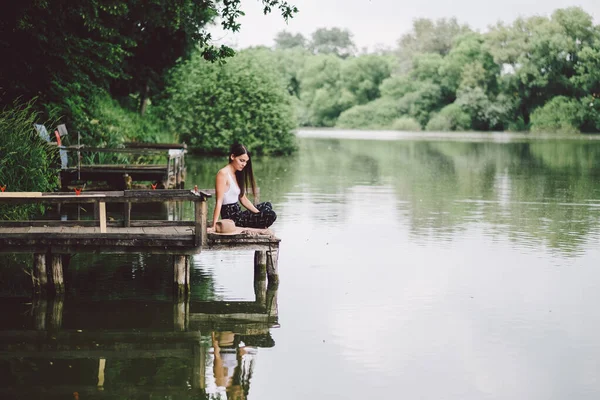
[221,202,277,228]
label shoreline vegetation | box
[2,3,600,197]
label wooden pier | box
[58,142,187,190]
[0,189,281,296]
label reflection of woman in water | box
[212,331,254,400]
[211,143,277,229]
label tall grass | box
[0,100,60,219]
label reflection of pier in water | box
[0,288,278,399]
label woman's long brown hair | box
[229,143,257,200]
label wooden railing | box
[0,189,210,246]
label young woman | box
[211,143,277,229]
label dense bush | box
[391,117,422,131]
[426,103,472,131]
[335,98,401,129]
[530,96,581,134]
[0,101,60,219]
[162,50,297,155]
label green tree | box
[396,18,472,72]
[299,54,354,126]
[309,27,356,58]
[485,7,599,126]
[274,31,307,49]
[341,55,394,104]
[1,1,298,129]
[162,50,297,155]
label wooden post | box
[195,199,207,247]
[254,251,267,305]
[99,201,107,233]
[173,255,189,299]
[94,202,100,221]
[50,254,65,294]
[266,248,279,288]
[123,201,131,227]
[33,253,48,294]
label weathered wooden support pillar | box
[33,253,48,294]
[173,298,189,331]
[173,255,190,299]
[50,254,65,294]
[123,201,131,227]
[195,199,207,247]
[266,248,279,289]
[94,202,100,221]
[254,251,267,305]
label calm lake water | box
[2,129,600,399]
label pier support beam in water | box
[254,251,267,304]
[254,249,279,290]
[173,255,190,299]
[266,249,279,288]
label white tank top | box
[222,172,240,205]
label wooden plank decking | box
[0,190,280,253]
[0,225,197,254]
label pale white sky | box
[207,0,600,51]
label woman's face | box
[230,153,249,171]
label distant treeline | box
[257,7,600,133]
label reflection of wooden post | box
[98,358,106,389]
[33,296,47,330]
[266,248,279,288]
[49,295,64,330]
[33,253,48,294]
[173,298,189,331]
[173,255,189,299]
[254,251,267,305]
[50,254,64,294]
[192,343,206,390]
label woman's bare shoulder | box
[216,166,228,176]
[215,167,229,181]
